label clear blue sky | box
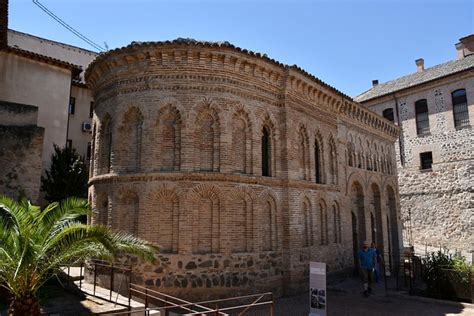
[10,0,474,97]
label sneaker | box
[363,290,369,297]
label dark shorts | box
[360,268,374,283]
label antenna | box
[32,0,105,52]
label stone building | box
[356,35,474,256]
[86,39,401,298]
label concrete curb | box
[389,292,474,310]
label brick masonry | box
[86,40,402,298]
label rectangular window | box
[452,89,470,128]
[89,101,94,118]
[66,139,72,149]
[420,152,433,170]
[383,108,395,122]
[69,97,76,115]
[87,142,92,160]
[415,99,430,135]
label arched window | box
[452,89,470,128]
[314,138,323,183]
[262,126,271,177]
[382,108,395,122]
[415,99,430,135]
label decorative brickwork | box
[86,40,402,297]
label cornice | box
[89,171,341,193]
[86,40,399,140]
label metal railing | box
[105,284,274,316]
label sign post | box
[309,262,326,316]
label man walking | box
[358,240,376,297]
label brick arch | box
[156,103,182,171]
[228,186,256,253]
[385,184,400,272]
[116,106,143,173]
[346,170,367,195]
[369,182,383,248]
[314,130,325,184]
[332,201,342,243]
[300,194,314,247]
[328,134,338,184]
[259,113,278,177]
[194,99,221,172]
[257,189,279,251]
[232,106,253,174]
[297,124,310,180]
[114,188,139,235]
[146,185,181,253]
[98,113,113,174]
[350,180,366,253]
[229,185,257,202]
[94,191,110,226]
[188,183,223,254]
[317,198,328,245]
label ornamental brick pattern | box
[86,39,401,298]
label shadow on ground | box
[275,276,472,316]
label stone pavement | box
[275,277,474,316]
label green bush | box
[422,251,473,301]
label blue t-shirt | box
[358,248,376,270]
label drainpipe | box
[393,95,404,166]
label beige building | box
[356,35,474,256]
[7,29,98,163]
[86,39,402,298]
[0,1,97,201]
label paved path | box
[275,278,474,316]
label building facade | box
[86,39,402,298]
[356,35,474,256]
[0,0,98,202]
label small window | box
[452,89,469,128]
[262,127,271,177]
[87,142,92,160]
[382,108,394,122]
[66,139,73,149]
[89,101,94,118]
[420,152,433,170]
[69,97,76,115]
[415,99,430,135]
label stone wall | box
[0,101,44,202]
[86,40,402,298]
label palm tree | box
[0,196,158,316]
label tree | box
[41,144,89,202]
[0,196,158,316]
